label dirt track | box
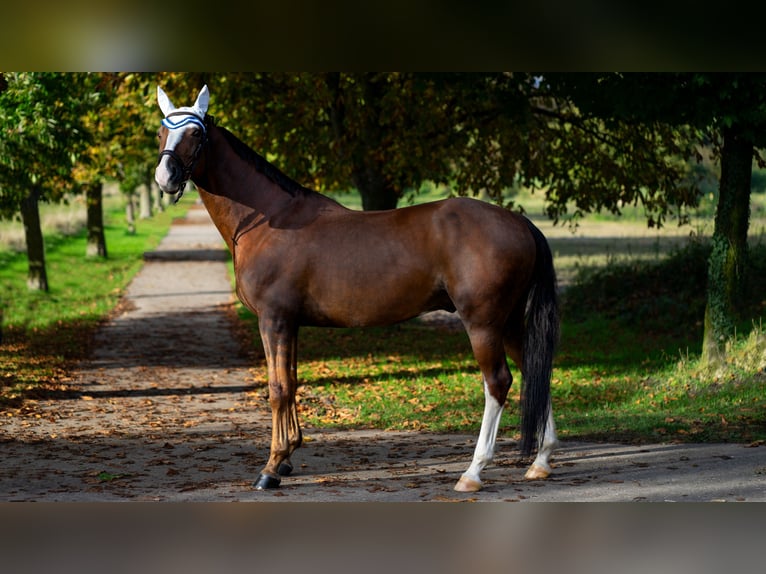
[1,204,764,502]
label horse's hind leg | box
[506,315,559,480]
[454,328,512,493]
[525,407,558,479]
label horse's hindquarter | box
[432,198,537,320]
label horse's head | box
[154,85,209,201]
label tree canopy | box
[170,73,708,226]
[0,73,96,217]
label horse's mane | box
[213,121,308,197]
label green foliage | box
[108,73,763,225]
[0,73,98,218]
[209,73,477,209]
[103,73,169,193]
[171,73,717,226]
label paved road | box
[1,203,763,501]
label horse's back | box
[337,196,533,252]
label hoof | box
[278,461,294,477]
[524,464,551,481]
[454,474,482,493]
[253,473,281,490]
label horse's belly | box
[301,281,449,328]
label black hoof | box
[277,461,294,476]
[253,473,281,490]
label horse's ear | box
[157,85,175,117]
[193,85,209,117]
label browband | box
[161,112,206,131]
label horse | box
[154,85,560,493]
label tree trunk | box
[152,181,165,213]
[125,192,136,234]
[702,125,752,363]
[139,183,153,219]
[85,181,108,258]
[20,186,49,291]
[352,167,399,211]
[326,72,400,211]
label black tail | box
[519,218,560,457]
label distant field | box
[0,183,127,253]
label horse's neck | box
[193,125,299,250]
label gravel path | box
[1,204,763,502]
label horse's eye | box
[192,128,202,137]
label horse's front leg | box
[254,317,302,490]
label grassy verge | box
[235,240,766,444]
[0,193,192,408]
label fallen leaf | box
[96,471,129,483]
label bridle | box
[157,111,208,203]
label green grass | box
[0,192,192,406]
[559,238,766,444]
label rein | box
[157,111,209,203]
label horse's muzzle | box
[155,160,183,195]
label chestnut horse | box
[154,85,560,493]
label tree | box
[660,74,766,362]
[83,181,107,258]
[73,73,166,254]
[73,73,122,258]
[542,72,766,362]
[0,73,97,290]
[190,73,703,220]
[432,73,702,225]
[149,73,534,210]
